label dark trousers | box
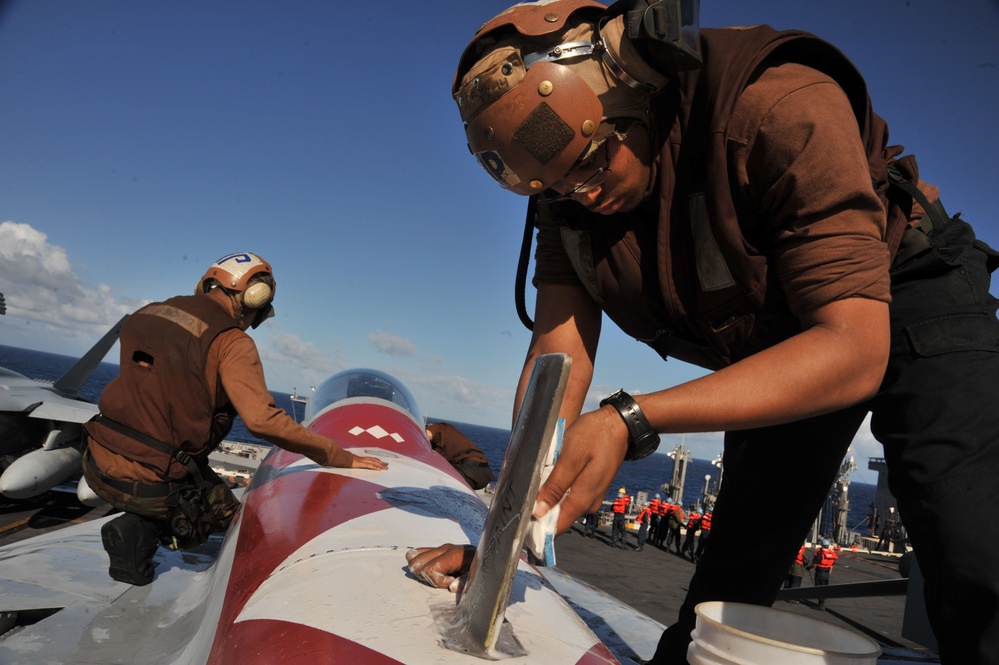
[665,524,682,551]
[814,567,831,586]
[84,445,239,549]
[693,529,711,559]
[653,218,999,665]
[681,530,696,556]
[611,512,626,545]
[783,574,803,589]
[869,218,999,664]
[654,518,667,547]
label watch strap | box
[599,389,661,461]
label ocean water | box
[0,344,877,538]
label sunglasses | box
[542,141,612,202]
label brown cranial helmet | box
[453,0,692,196]
[197,252,277,327]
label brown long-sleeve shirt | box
[89,326,353,483]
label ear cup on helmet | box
[243,281,273,309]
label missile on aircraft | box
[0,445,83,499]
[0,315,126,500]
[75,471,104,506]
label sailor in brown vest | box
[407,2,999,662]
[425,421,496,490]
[83,252,387,586]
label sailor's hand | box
[350,454,389,471]
[533,406,628,534]
[406,544,475,592]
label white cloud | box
[258,332,340,373]
[368,330,417,357]
[0,220,138,345]
[253,331,347,395]
[381,367,514,427]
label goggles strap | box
[523,40,601,68]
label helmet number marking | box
[475,150,522,189]
[215,252,255,266]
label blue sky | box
[1,0,996,483]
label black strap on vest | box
[92,414,207,483]
[82,447,181,498]
[886,165,950,235]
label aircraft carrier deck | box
[553,521,940,662]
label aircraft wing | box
[0,516,227,664]
[0,387,99,426]
[51,314,127,397]
[540,566,666,663]
[0,517,135,611]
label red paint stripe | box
[578,641,621,664]
[208,402,474,660]
[209,619,402,664]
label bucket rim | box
[693,601,882,659]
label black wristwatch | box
[599,390,661,461]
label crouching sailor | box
[82,252,387,585]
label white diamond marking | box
[347,424,404,442]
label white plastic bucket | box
[687,601,882,665]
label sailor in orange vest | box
[636,502,653,551]
[784,544,809,591]
[808,539,839,610]
[610,487,631,549]
[666,502,686,554]
[694,505,714,561]
[647,493,663,545]
[681,508,702,560]
[654,499,671,548]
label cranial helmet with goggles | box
[196,252,276,328]
[453,0,701,196]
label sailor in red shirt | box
[694,506,714,561]
[610,487,631,549]
[784,544,809,590]
[809,539,840,609]
[648,493,663,545]
[636,502,653,551]
[654,499,671,548]
[681,509,702,561]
